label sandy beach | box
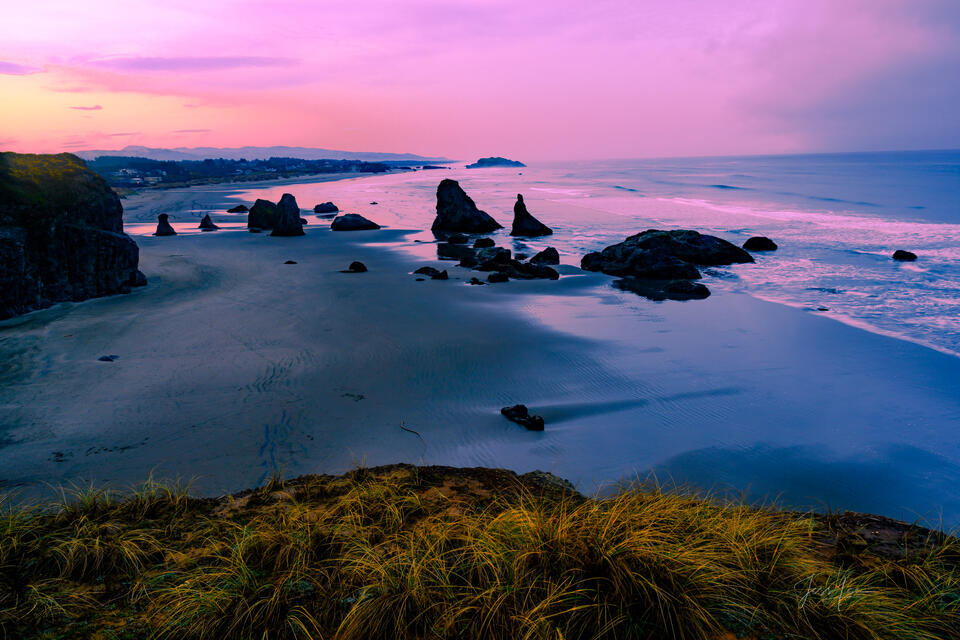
[3,175,960,528]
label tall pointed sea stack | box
[510,194,551,237]
[271,194,305,236]
[431,179,502,233]
[154,213,176,236]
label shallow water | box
[83,152,960,527]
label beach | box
[3,168,960,529]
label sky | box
[1,0,959,161]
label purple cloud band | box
[89,56,297,72]
[0,61,41,75]
[174,128,212,133]
[70,105,103,111]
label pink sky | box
[1,0,958,160]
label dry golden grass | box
[1,465,957,639]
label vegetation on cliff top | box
[1,464,957,639]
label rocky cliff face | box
[0,152,143,320]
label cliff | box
[0,152,143,320]
[465,156,526,168]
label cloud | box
[70,104,103,110]
[87,56,297,72]
[174,128,212,133]
[0,60,41,75]
[107,132,138,136]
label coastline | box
[2,176,960,530]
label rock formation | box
[743,236,777,251]
[510,194,552,237]
[893,250,917,261]
[466,157,526,169]
[501,404,544,431]
[198,214,219,231]
[154,214,176,236]
[530,247,559,265]
[346,261,367,272]
[227,204,248,213]
[473,237,495,248]
[581,229,753,301]
[431,179,502,233]
[330,214,381,231]
[248,199,278,229]
[271,194,305,237]
[314,202,338,214]
[0,152,144,319]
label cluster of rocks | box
[581,229,755,301]
[501,404,544,431]
[331,214,380,231]
[0,152,145,319]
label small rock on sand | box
[892,250,917,261]
[501,404,545,431]
[345,261,368,273]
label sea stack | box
[431,179,502,233]
[248,199,278,229]
[154,214,176,236]
[271,194,305,236]
[198,214,219,231]
[0,152,144,319]
[510,194,552,237]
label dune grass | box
[1,464,957,639]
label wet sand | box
[2,179,960,528]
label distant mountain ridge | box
[75,145,450,163]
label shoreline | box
[3,178,960,530]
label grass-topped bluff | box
[0,152,144,319]
[1,464,957,640]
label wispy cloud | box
[70,104,103,110]
[108,132,138,136]
[88,56,297,72]
[174,128,211,133]
[0,60,41,75]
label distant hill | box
[75,145,450,163]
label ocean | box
[237,149,960,357]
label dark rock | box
[530,247,560,265]
[249,228,262,233]
[97,355,119,362]
[892,250,917,261]
[473,237,495,249]
[198,214,219,231]
[466,157,526,169]
[510,194,552,237]
[313,202,339,214]
[509,261,559,280]
[462,247,512,270]
[488,272,509,283]
[248,199,278,229]
[369,201,378,205]
[300,218,309,225]
[432,269,449,280]
[432,179,502,233]
[131,270,147,287]
[414,266,442,277]
[346,261,367,272]
[154,213,176,236]
[581,229,752,280]
[447,233,469,244]
[331,214,381,231]
[500,404,544,431]
[743,236,778,251]
[271,194,305,237]
[613,277,711,301]
[416,278,425,281]
[515,253,528,261]
[227,204,248,213]
[468,277,486,285]
[437,243,475,261]
[284,260,297,264]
